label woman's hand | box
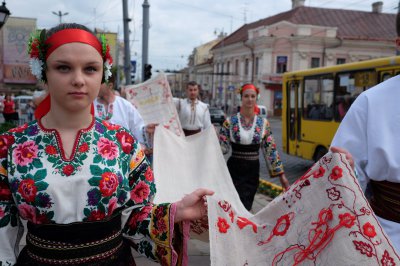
[279,174,290,190]
[174,188,214,223]
[330,146,354,169]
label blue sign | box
[218,86,223,93]
[130,60,136,73]
[228,85,235,91]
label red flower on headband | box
[30,39,40,58]
[105,44,113,64]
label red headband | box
[45,29,102,59]
[241,84,259,94]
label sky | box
[6,0,399,74]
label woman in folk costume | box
[0,23,213,265]
[219,84,289,211]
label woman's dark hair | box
[42,23,103,82]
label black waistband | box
[25,212,123,264]
[231,143,260,160]
[369,180,400,223]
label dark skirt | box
[228,143,260,211]
[16,213,136,266]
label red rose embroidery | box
[218,200,232,212]
[62,164,75,176]
[362,222,377,238]
[116,131,134,154]
[87,210,106,221]
[339,212,356,228]
[45,145,57,155]
[78,142,89,153]
[330,166,343,181]
[130,181,150,203]
[217,217,230,233]
[144,168,154,182]
[99,172,119,197]
[18,179,37,202]
[0,134,14,158]
[313,166,326,178]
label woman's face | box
[45,42,103,113]
[241,89,257,108]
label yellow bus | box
[282,56,400,161]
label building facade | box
[210,0,396,116]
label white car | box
[258,105,267,119]
[14,95,33,115]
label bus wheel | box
[313,147,328,162]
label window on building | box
[276,56,287,73]
[235,59,239,75]
[255,57,259,76]
[336,58,346,65]
[311,57,320,68]
[245,59,249,75]
[227,61,230,75]
[216,63,220,74]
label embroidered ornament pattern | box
[208,152,400,265]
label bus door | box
[286,80,301,156]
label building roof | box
[213,6,396,49]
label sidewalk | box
[134,193,273,265]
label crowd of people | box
[0,15,399,264]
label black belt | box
[183,128,201,136]
[24,212,124,265]
[231,143,260,160]
[369,180,400,223]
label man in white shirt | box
[175,81,212,136]
[330,12,400,252]
[94,77,146,145]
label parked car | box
[209,107,226,125]
[258,105,267,119]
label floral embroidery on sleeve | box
[261,119,284,177]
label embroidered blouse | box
[0,118,184,265]
[219,113,284,177]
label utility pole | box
[142,0,150,81]
[52,11,68,24]
[122,0,132,85]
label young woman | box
[2,94,18,123]
[219,84,289,211]
[0,23,212,265]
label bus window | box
[303,75,334,121]
[335,70,376,121]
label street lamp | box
[0,1,11,29]
[52,10,69,24]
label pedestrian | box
[2,94,18,124]
[175,81,212,136]
[94,73,154,157]
[0,23,213,265]
[330,12,400,253]
[219,83,289,211]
